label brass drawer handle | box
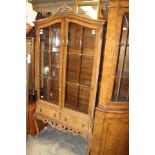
[64,117,67,121]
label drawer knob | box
[53,113,56,117]
[64,118,67,121]
[81,124,85,128]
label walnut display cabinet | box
[34,10,105,143]
[90,0,129,154]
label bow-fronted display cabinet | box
[90,0,129,154]
[34,10,106,142]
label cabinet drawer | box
[61,114,89,132]
[37,106,59,120]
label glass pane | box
[80,56,93,86]
[40,42,50,51]
[40,77,49,101]
[65,83,78,110]
[40,51,49,76]
[116,19,128,76]
[50,68,59,79]
[68,23,82,54]
[112,13,129,102]
[40,78,59,105]
[112,77,119,101]
[50,23,61,52]
[50,52,59,79]
[82,27,96,56]
[118,77,129,101]
[120,17,128,45]
[123,45,129,77]
[39,23,61,104]
[66,55,80,83]
[77,86,90,114]
[49,79,59,105]
[40,27,50,50]
[116,44,125,76]
[51,52,59,68]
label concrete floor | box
[26,126,88,155]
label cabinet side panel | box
[90,109,129,155]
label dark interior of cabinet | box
[65,23,96,114]
[40,23,61,105]
[112,13,129,102]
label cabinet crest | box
[53,4,74,15]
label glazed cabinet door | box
[37,21,63,107]
[63,20,102,116]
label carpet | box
[26,125,88,155]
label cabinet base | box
[34,112,88,138]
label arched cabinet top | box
[35,13,105,29]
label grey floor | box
[26,126,88,155]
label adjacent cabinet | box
[90,0,129,154]
[34,13,105,139]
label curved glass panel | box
[112,13,129,102]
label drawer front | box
[61,114,89,132]
[36,106,59,120]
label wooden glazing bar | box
[26,37,35,93]
[67,52,94,57]
[40,49,50,52]
[59,19,64,109]
[48,26,52,101]
[51,51,60,53]
[50,50,60,53]
[61,19,68,109]
[40,41,49,43]
[41,50,60,53]
[76,26,84,110]
[66,81,91,88]
[37,29,41,100]
[40,75,59,81]
[50,65,60,69]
